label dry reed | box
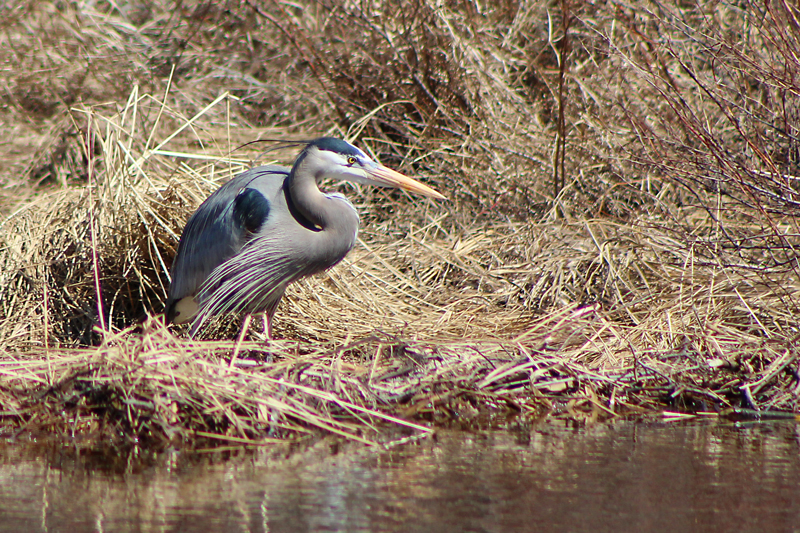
[1,0,799,448]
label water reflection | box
[1,420,799,532]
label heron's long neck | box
[285,155,360,266]
[286,155,330,230]
[286,173,325,231]
[286,154,358,238]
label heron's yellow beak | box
[369,165,446,200]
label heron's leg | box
[262,312,272,340]
[230,314,253,368]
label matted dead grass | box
[1,0,800,448]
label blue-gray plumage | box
[164,137,445,337]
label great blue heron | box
[164,137,445,337]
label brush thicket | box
[1,0,798,446]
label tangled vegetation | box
[1,0,799,448]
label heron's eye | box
[347,156,357,165]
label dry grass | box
[1,0,800,448]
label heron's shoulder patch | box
[233,187,270,233]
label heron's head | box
[299,137,446,200]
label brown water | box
[1,420,799,532]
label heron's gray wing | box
[189,230,314,335]
[188,203,360,336]
[164,165,288,322]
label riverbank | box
[1,0,798,446]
